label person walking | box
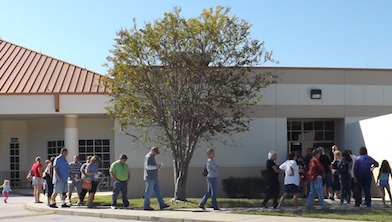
[49,148,70,208]
[278,152,300,208]
[77,155,92,206]
[338,150,352,204]
[199,148,220,211]
[84,155,101,208]
[43,157,55,205]
[143,147,169,211]
[377,160,392,207]
[0,179,12,203]
[354,146,379,207]
[31,156,44,203]
[110,154,132,209]
[67,155,82,205]
[306,149,327,209]
[261,151,280,209]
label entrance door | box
[287,119,336,157]
[289,142,302,153]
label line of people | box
[26,147,170,210]
[262,146,383,209]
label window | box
[287,120,335,155]
[47,140,64,160]
[79,139,111,174]
[47,139,111,175]
[10,141,20,188]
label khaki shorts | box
[54,182,68,194]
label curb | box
[25,203,234,222]
[25,204,142,221]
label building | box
[0,39,388,198]
[0,40,112,189]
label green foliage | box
[222,176,267,198]
[104,6,278,199]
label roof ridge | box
[0,39,104,76]
[0,39,107,94]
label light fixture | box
[310,89,322,99]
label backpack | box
[202,165,208,177]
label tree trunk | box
[173,159,190,201]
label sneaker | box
[61,204,71,208]
[199,206,206,210]
[87,205,97,209]
[213,208,221,211]
[49,204,58,208]
[160,204,170,210]
[123,206,134,209]
[111,206,117,209]
[77,201,84,206]
[4,200,7,203]
[144,207,154,211]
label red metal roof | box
[0,39,107,94]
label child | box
[377,160,392,207]
[0,179,12,203]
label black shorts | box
[284,184,299,194]
[89,181,98,194]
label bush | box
[222,176,266,198]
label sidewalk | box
[19,190,370,222]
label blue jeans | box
[307,176,326,208]
[111,181,129,207]
[356,176,372,207]
[339,174,351,203]
[144,179,165,209]
[199,177,218,209]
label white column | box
[65,115,78,162]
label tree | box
[104,6,278,200]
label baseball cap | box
[151,146,160,154]
[119,154,128,160]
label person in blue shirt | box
[353,146,379,207]
[199,149,220,210]
[84,155,101,208]
[49,148,70,208]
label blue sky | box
[1,0,391,74]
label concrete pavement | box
[15,189,371,222]
[0,195,142,222]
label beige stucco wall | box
[0,116,114,188]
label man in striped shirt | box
[68,155,82,205]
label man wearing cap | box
[109,154,132,209]
[143,146,169,210]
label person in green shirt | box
[109,154,132,209]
